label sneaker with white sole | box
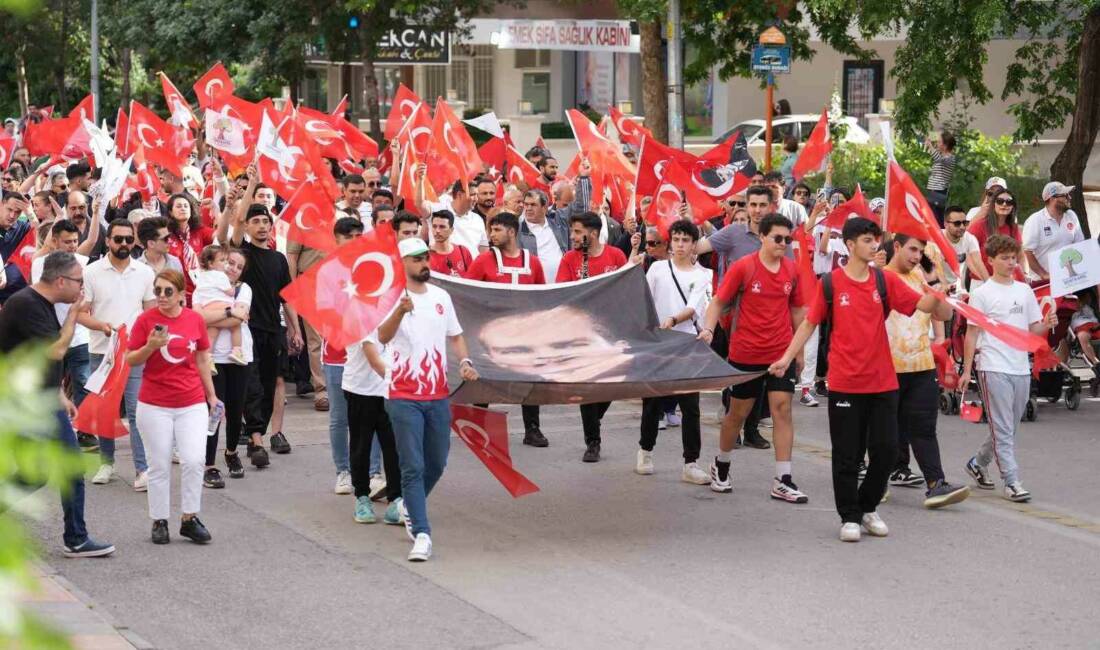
[635,449,654,475]
[860,512,889,537]
[62,537,116,558]
[334,471,352,495]
[132,471,148,492]
[658,415,667,430]
[839,523,861,542]
[408,533,432,562]
[354,496,376,523]
[1004,482,1031,502]
[91,464,113,485]
[889,467,924,487]
[665,412,681,427]
[770,475,809,503]
[708,458,732,492]
[799,389,819,407]
[923,480,970,509]
[965,457,995,489]
[368,474,387,501]
[682,462,711,485]
[384,497,404,526]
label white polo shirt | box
[31,253,89,348]
[82,257,156,354]
[1022,208,1083,278]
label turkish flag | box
[504,144,547,191]
[385,83,423,141]
[331,94,348,118]
[22,115,85,160]
[887,161,958,274]
[432,98,482,189]
[8,226,36,283]
[123,145,161,203]
[394,102,433,161]
[128,101,190,177]
[193,62,234,109]
[450,404,539,498]
[283,182,338,253]
[792,109,831,181]
[68,94,95,124]
[281,224,406,350]
[256,111,312,200]
[0,133,14,169]
[567,109,636,209]
[636,136,697,198]
[298,105,361,163]
[74,326,132,439]
[159,72,198,128]
[114,108,129,156]
[823,185,879,229]
[644,162,687,238]
[334,116,379,161]
[609,106,652,148]
[394,145,437,209]
[289,112,342,202]
[478,137,505,180]
[338,160,365,176]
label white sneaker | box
[840,522,861,542]
[91,464,114,485]
[709,458,732,493]
[682,462,711,485]
[658,415,668,430]
[665,412,681,427]
[759,417,773,429]
[635,449,654,475]
[799,389,819,407]
[770,476,809,503]
[334,471,353,495]
[368,474,387,501]
[132,471,148,492]
[861,512,889,537]
[1004,482,1031,502]
[408,533,432,562]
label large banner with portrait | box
[436,264,754,405]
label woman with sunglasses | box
[968,188,1022,285]
[165,193,215,301]
[126,269,220,545]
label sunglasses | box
[770,235,793,245]
[1,177,13,183]
[154,286,176,297]
[366,181,380,187]
[947,220,969,226]
[994,198,1015,206]
[645,240,662,247]
[112,235,135,244]
[727,200,746,207]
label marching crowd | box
[0,101,1090,562]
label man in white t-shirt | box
[377,237,479,562]
[638,220,712,484]
[1022,181,1084,281]
[940,205,985,292]
[518,189,567,282]
[426,182,488,258]
[961,235,1057,503]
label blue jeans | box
[89,353,148,473]
[385,398,451,536]
[63,344,91,407]
[324,364,350,473]
[56,410,88,547]
[369,432,381,476]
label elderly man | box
[519,188,568,281]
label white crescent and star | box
[159,333,187,364]
[410,126,432,153]
[399,99,418,120]
[453,419,492,452]
[349,252,395,298]
[204,78,225,100]
[305,119,335,145]
[135,123,159,149]
[655,182,681,216]
[442,122,459,155]
[293,202,320,231]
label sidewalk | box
[17,563,152,650]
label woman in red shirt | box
[126,269,219,545]
[166,193,215,299]
[968,189,1021,277]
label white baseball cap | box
[398,237,429,258]
[985,176,1008,190]
[1041,181,1075,202]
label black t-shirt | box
[240,240,291,334]
[0,287,63,388]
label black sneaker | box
[582,442,600,463]
[814,380,828,397]
[964,457,994,489]
[857,460,868,480]
[62,537,116,557]
[249,445,270,468]
[180,516,212,543]
[77,432,99,452]
[269,431,292,454]
[523,428,549,447]
[924,479,970,509]
[742,432,771,449]
[151,519,170,545]
[203,467,225,489]
[889,467,924,487]
[224,451,245,478]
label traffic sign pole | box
[765,71,774,172]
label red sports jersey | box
[555,245,627,282]
[464,249,546,285]
[429,246,473,277]
[719,254,805,364]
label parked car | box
[713,114,871,146]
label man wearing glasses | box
[940,206,985,293]
[79,219,156,490]
[1022,182,1084,282]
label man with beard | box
[79,219,156,489]
[536,157,558,188]
[556,211,628,462]
[1022,182,1083,282]
[65,190,107,262]
[473,178,497,222]
[428,210,474,277]
[1,191,34,304]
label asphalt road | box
[31,389,1100,649]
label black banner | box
[376,26,450,65]
[436,265,756,405]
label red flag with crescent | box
[431,98,482,189]
[385,83,423,141]
[0,133,14,169]
[504,144,547,191]
[8,226,36,283]
[193,62,234,110]
[283,182,338,254]
[887,161,959,274]
[450,404,539,498]
[791,108,831,181]
[823,185,879,230]
[128,101,190,177]
[609,106,651,148]
[159,72,199,128]
[281,224,407,350]
[73,326,132,439]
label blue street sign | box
[752,45,790,74]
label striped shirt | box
[926,148,955,192]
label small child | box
[961,235,1057,503]
[194,245,246,367]
[1069,289,1100,375]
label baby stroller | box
[1031,293,1084,411]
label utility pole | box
[90,0,100,121]
[666,0,684,149]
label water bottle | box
[207,400,225,436]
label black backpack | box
[821,266,890,323]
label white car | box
[713,115,871,145]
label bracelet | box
[460,358,473,367]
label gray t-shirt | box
[708,223,793,284]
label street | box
[31,391,1100,649]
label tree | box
[618,0,667,143]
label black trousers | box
[816,318,832,380]
[895,370,944,482]
[827,390,899,523]
[244,329,284,437]
[345,392,401,501]
[639,394,701,462]
[580,402,612,445]
[208,363,250,464]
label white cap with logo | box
[1041,181,1075,202]
[398,237,429,258]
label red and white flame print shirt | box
[388,284,462,401]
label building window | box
[423,66,447,104]
[522,72,550,114]
[301,67,327,110]
[842,60,884,127]
[515,49,551,68]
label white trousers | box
[800,325,819,388]
[136,401,207,520]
